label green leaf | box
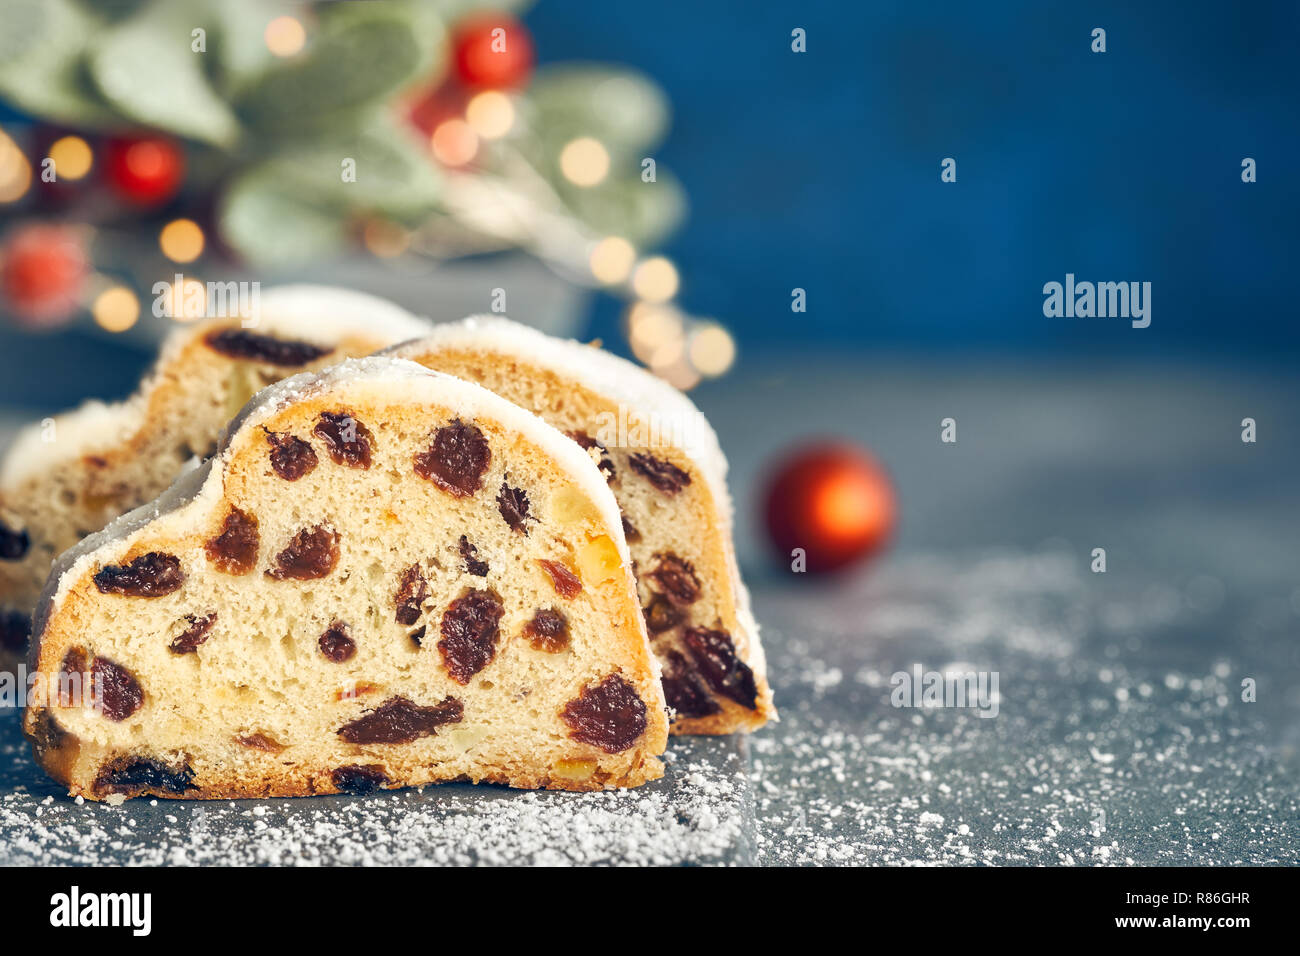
[237,11,430,133]
[89,0,240,146]
[205,0,292,98]
[220,169,349,266]
[528,64,671,155]
[0,0,118,126]
[564,171,687,248]
[253,122,443,223]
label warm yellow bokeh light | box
[362,219,411,258]
[588,236,636,284]
[0,128,32,203]
[164,278,207,322]
[431,119,479,167]
[631,256,679,303]
[265,16,306,57]
[92,286,140,333]
[465,91,515,140]
[159,219,205,263]
[47,136,93,181]
[689,324,736,377]
[627,302,685,364]
[559,137,610,187]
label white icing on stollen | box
[31,358,638,672]
[384,317,766,683]
[0,285,430,492]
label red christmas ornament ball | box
[0,224,89,327]
[452,13,534,89]
[104,136,184,206]
[762,442,896,573]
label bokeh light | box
[689,323,736,377]
[92,286,140,333]
[465,91,515,140]
[362,220,411,258]
[159,219,205,263]
[631,256,679,303]
[431,119,479,167]
[559,137,610,187]
[627,302,685,364]
[264,16,306,57]
[46,136,93,182]
[588,236,636,284]
[0,128,32,203]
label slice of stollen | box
[0,285,429,668]
[23,357,666,799]
[384,317,775,735]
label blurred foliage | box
[0,0,682,266]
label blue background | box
[530,0,1300,355]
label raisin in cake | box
[0,285,429,671]
[23,357,667,800]
[385,317,774,735]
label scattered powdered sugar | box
[0,730,750,866]
[2,547,1295,865]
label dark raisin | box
[408,625,426,646]
[93,757,195,797]
[318,620,356,662]
[337,695,463,745]
[265,429,318,481]
[58,648,88,708]
[205,328,331,367]
[204,507,259,575]
[414,419,490,497]
[643,595,682,635]
[629,452,690,494]
[93,552,185,597]
[0,520,29,560]
[332,764,389,794]
[458,536,489,577]
[266,526,339,580]
[437,588,504,684]
[313,411,373,469]
[567,431,616,482]
[661,650,722,719]
[91,657,144,721]
[621,515,641,542]
[496,481,531,534]
[394,564,428,625]
[561,674,648,754]
[538,559,581,599]
[0,610,30,651]
[524,608,570,653]
[170,613,216,654]
[682,627,758,709]
[235,732,284,753]
[649,553,701,606]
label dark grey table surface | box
[1,354,1296,864]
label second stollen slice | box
[386,317,775,734]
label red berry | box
[763,442,896,573]
[0,224,89,326]
[104,136,184,206]
[452,14,534,89]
